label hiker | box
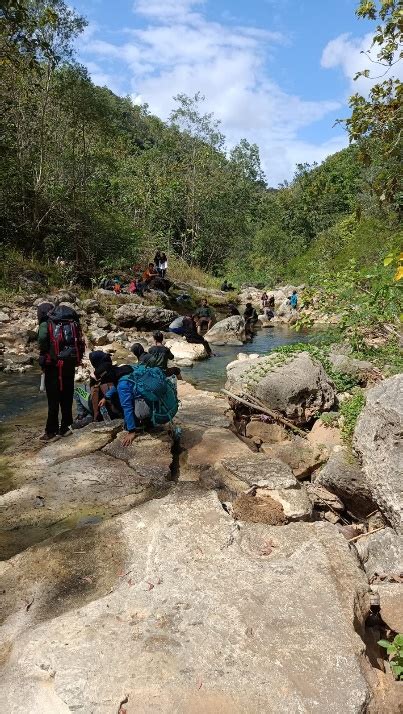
[113,281,122,295]
[131,337,181,378]
[289,289,298,311]
[105,364,179,447]
[72,351,130,428]
[261,291,269,309]
[154,249,162,273]
[168,315,212,357]
[268,295,275,310]
[193,298,214,333]
[37,302,85,440]
[221,279,234,291]
[142,262,158,284]
[227,303,240,316]
[244,302,258,337]
[159,252,168,278]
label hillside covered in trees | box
[1,1,402,302]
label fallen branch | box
[221,388,308,439]
[348,526,384,543]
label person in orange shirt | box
[142,262,158,283]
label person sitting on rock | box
[168,315,212,357]
[131,337,181,378]
[72,351,131,428]
[261,291,269,308]
[227,303,240,316]
[193,299,214,334]
[244,302,258,337]
[142,262,158,284]
[268,295,275,310]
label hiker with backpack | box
[72,351,131,428]
[103,363,179,447]
[37,302,85,440]
[131,336,182,379]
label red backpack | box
[47,305,85,387]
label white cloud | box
[80,1,343,184]
[321,32,403,94]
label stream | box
[0,325,314,428]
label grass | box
[339,389,366,445]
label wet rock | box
[226,351,336,425]
[245,419,289,445]
[261,436,328,479]
[205,315,246,345]
[114,304,178,330]
[0,491,371,713]
[314,446,375,517]
[354,374,403,532]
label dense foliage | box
[1,0,402,321]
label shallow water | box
[181,324,314,391]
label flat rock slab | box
[182,426,252,473]
[103,429,172,481]
[0,489,370,713]
[217,454,298,492]
[0,452,168,558]
[177,382,230,428]
[26,421,123,468]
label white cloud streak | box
[80,0,345,184]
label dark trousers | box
[44,365,75,435]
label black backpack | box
[47,305,85,366]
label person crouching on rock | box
[193,298,214,334]
[168,315,212,357]
[131,336,182,380]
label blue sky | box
[73,0,382,185]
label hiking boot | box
[39,432,58,442]
[59,428,73,437]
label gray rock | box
[354,374,403,531]
[314,447,375,517]
[306,482,345,511]
[205,315,246,345]
[226,351,336,424]
[0,311,10,322]
[328,352,374,381]
[4,353,34,366]
[115,304,178,329]
[89,327,109,346]
[0,490,370,713]
[82,298,100,313]
[354,527,403,579]
[261,436,328,479]
[376,583,403,633]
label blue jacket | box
[106,381,137,432]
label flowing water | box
[0,324,314,559]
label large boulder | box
[114,304,178,330]
[226,351,336,425]
[165,338,208,363]
[354,374,403,532]
[0,490,371,713]
[205,315,246,345]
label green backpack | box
[121,364,179,426]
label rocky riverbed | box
[0,284,402,712]
[0,374,402,712]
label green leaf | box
[383,255,394,266]
[377,639,391,649]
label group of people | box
[168,298,214,357]
[37,303,179,445]
[100,249,169,296]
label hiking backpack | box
[47,305,85,367]
[121,364,179,426]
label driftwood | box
[221,388,308,439]
[348,526,384,543]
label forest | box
[1,0,402,299]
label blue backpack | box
[122,364,179,426]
